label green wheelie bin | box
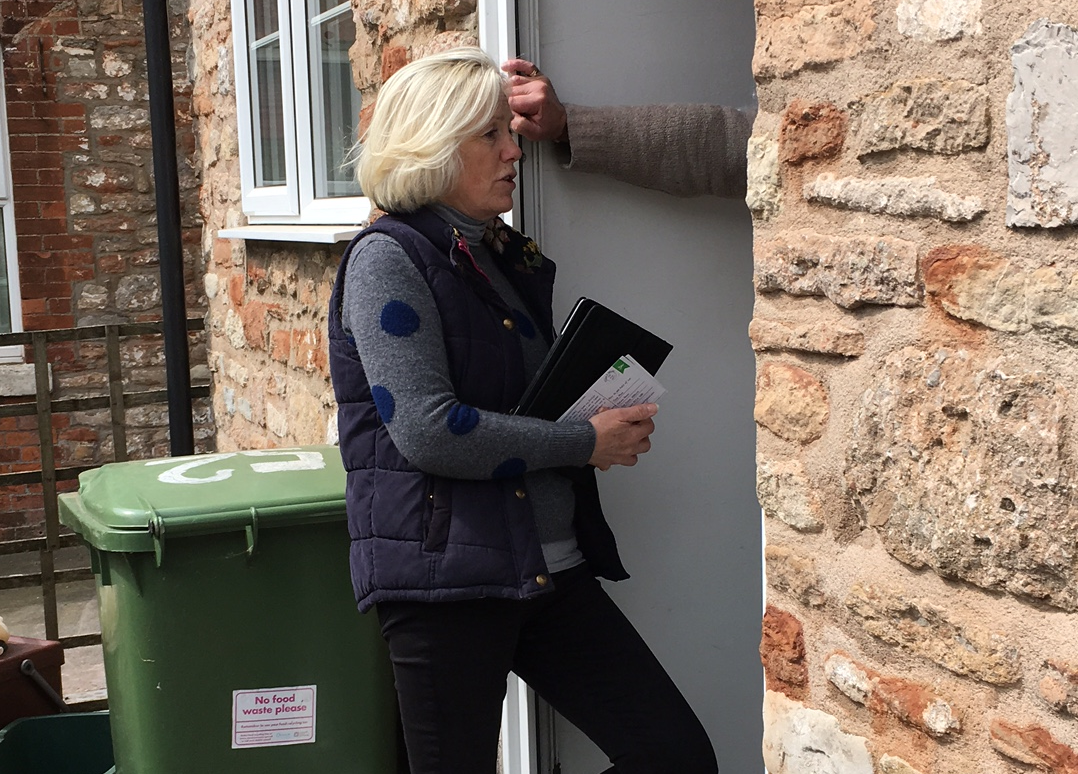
[57,445,396,774]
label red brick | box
[10,184,59,202]
[381,46,410,83]
[58,427,99,443]
[760,605,808,700]
[291,327,327,374]
[359,101,377,139]
[270,330,291,363]
[40,200,68,219]
[16,217,66,235]
[1,98,36,119]
[30,101,83,119]
[102,38,144,50]
[6,117,56,134]
[240,301,269,350]
[19,297,46,315]
[779,99,848,164]
[59,117,85,134]
[4,431,38,448]
[990,719,1078,774]
[47,296,71,314]
[57,131,86,150]
[24,314,73,329]
[229,272,246,306]
[13,200,40,219]
[12,150,63,169]
[6,133,37,152]
[41,234,91,251]
[35,168,65,186]
[50,18,79,35]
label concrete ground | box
[0,545,107,705]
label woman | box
[328,48,717,774]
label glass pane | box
[0,213,11,334]
[309,3,362,198]
[252,39,287,187]
[251,0,279,41]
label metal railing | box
[0,318,209,706]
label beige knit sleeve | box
[555,103,753,199]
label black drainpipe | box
[142,0,194,456]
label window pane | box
[251,0,278,41]
[253,41,287,186]
[0,213,11,334]
[248,0,287,187]
[309,3,362,198]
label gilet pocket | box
[422,477,451,552]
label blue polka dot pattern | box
[371,385,395,423]
[447,404,480,435]
[380,300,420,337]
[511,310,536,339]
[492,458,527,479]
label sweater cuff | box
[559,104,608,173]
[543,419,596,469]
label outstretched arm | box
[502,58,752,199]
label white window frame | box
[0,41,24,363]
[479,5,546,774]
[231,0,370,226]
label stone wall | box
[189,0,477,452]
[751,1,1078,772]
[0,0,209,542]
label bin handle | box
[144,503,344,567]
[20,659,68,712]
[150,513,166,567]
[148,508,263,566]
[246,507,259,559]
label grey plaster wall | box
[524,1,762,771]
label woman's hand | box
[501,58,569,143]
[588,404,658,471]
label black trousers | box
[376,565,718,774]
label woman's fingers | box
[588,404,658,470]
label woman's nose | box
[503,139,523,162]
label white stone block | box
[1007,20,1078,227]
[0,363,50,397]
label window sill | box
[218,225,362,244]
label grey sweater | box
[341,204,592,573]
[557,103,753,199]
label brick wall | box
[0,1,210,542]
[190,0,477,452]
[751,1,1078,772]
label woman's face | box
[442,97,522,221]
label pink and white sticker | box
[232,685,317,749]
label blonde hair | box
[357,48,506,213]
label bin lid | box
[57,445,348,553]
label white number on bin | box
[147,450,327,485]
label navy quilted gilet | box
[328,208,627,613]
